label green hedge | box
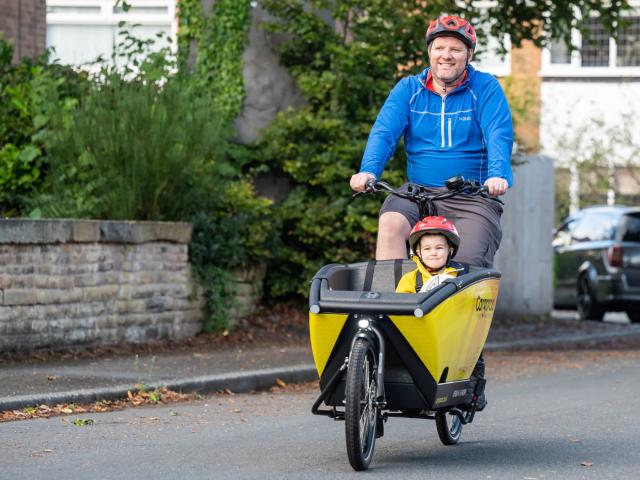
[0,38,88,217]
[254,0,435,297]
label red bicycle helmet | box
[426,15,477,51]
[409,216,460,258]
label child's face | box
[417,234,451,271]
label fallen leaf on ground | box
[30,449,55,457]
[72,418,95,426]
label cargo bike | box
[308,176,502,470]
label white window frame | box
[472,34,511,77]
[454,1,512,77]
[540,2,640,77]
[46,0,178,51]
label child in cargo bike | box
[395,215,487,410]
[395,215,463,293]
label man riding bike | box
[350,15,514,268]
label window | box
[542,11,640,76]
[621,214,640,242]
[571,212,619,242]
[549,39,571,64]
[553,218,579,248]
[472,34,512,77]
[617,16,640,66]
[46,0,176,67]
[580,17,610,67]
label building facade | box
[0,0,46,62]
[45,0,177,66]
[538,3,640,211]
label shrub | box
[29,31,233,221]
[0,37,88,216]
[28,29,272,331]
[254,1,424,297]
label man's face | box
[428,36,472,85]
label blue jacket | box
[360,65,514,187]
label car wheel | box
[577,275,605,321]
[626,310,640,324]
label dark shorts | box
[379,183,504,267]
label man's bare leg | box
[376,212,412,260]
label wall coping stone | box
[0,219,192,244]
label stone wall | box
[0,0,46,63]
[228,265,266,322]
[0,220,203,352]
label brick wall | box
[0,0,46,62]
[506,40,542,153]
[0,219,204,352]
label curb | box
[484,328,640,351]
[0,365,318,412]
[3,328,640,412]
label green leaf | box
[72,418,95,426]
[17,145,40,163]
[28,208,42,219]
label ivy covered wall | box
[177,0,253,124]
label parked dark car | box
[553,205,640,322]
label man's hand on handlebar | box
[350,172,376,192]
[483,177,508,197]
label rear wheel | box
[577,275,605,321]
[345,338,378,471]
[435,411,463,445]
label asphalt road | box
[2,349,640,480]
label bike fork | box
[351,316,387,408]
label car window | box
[553,218,579,247]
[620,213,640,242]
[571,212,618,242]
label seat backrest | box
[325,259,477,293]
[325,260,418,293]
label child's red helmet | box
[426,15,477,51]
[409,216,460,258]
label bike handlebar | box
[356,175,502,218]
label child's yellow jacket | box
[395,257,459,293]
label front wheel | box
[577,275,605,321]
[435,411,463,445]
[345,338,378,471]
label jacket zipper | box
[448,118,452,147]
[440,96,446,148]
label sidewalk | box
[2,312,640,411]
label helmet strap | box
[415,248,453,274]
